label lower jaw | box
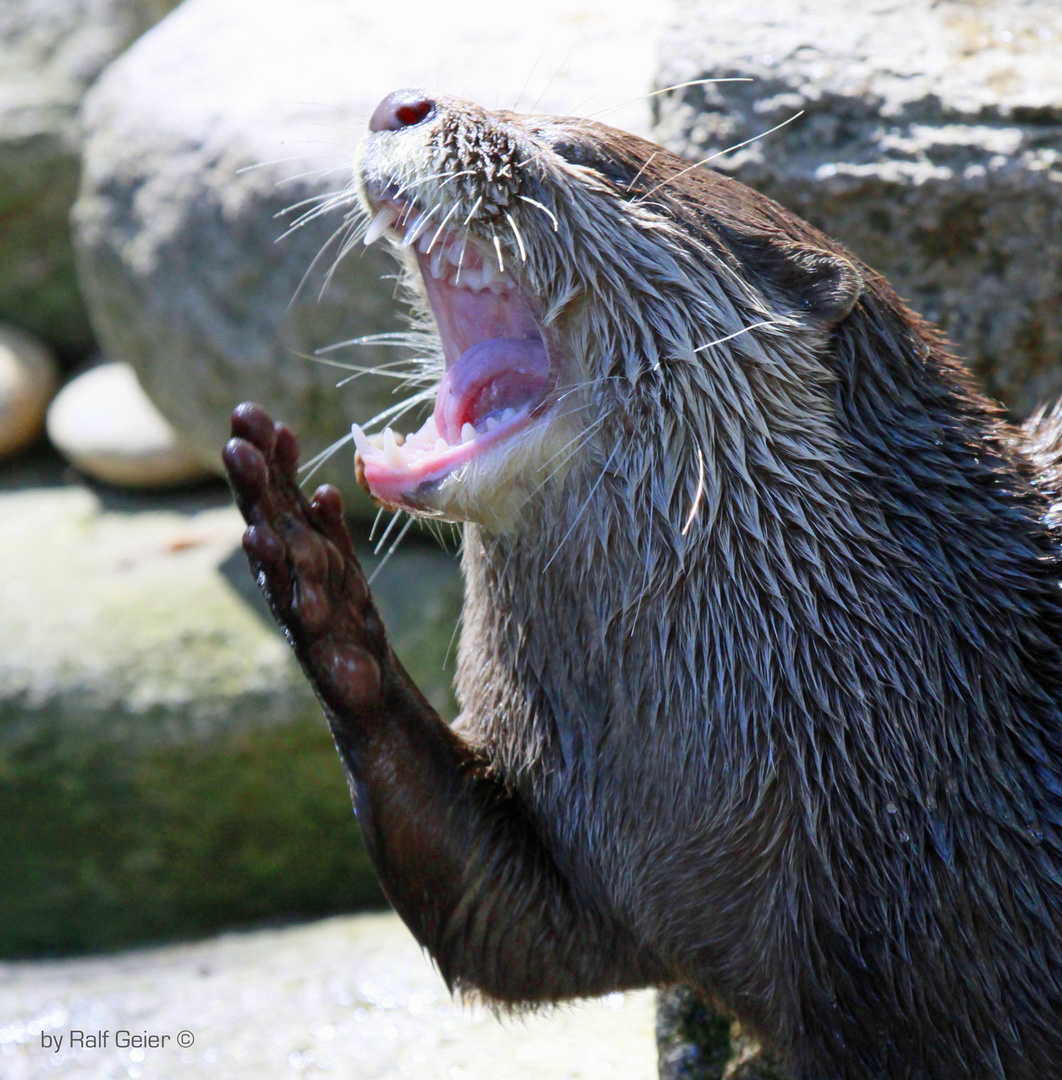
[356,408,583,533]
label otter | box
[223,89,1062,1079]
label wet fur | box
[241,98,1062,1078]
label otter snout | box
[368,89,436,132]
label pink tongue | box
[433,338,549,444]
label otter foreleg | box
[222,403,654,1004]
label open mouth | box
[353,196,554,512]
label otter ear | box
[756,241,863,328]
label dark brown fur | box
[225,93,1062,1079]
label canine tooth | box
[352,423,376,459]
[430,247,445,279]
[363,206,398,246]
[461,423,476,444]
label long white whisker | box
[372,508,405,554]
[360,387,437,431]
[369,517,419,594]
[298,431,353,484]
[636,111,805,204]
[516,195,559,232]
[693,320,787,353]
[681,447,706,537]
[462,196,484,227]
[587,78,755,123]
[426,202,461,254]
[504,211,528,262]
[369,504,386,543]
[317,331,438,354]
[287,217,350,308]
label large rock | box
[0,324,58,459]
[0,911,656,1080]
[0,470,462,956]
[654,0,1062,417]
[71,0,666,509]
[0,0,179,361]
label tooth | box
[363,207,398,246]
[352,423,375,459]
[383,427,405,466]
[501,408,515,421]
[430,247,445,279]
[422,415,438,441]
[435,438,448,453]
[485,416,499,431]
[461,423,476,444]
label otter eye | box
[550,140,585,165]
[551,140,630,187]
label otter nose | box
[369,90,436,133]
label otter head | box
[352,89,863,534]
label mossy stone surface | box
[0,474,462,956]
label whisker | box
[368,516,414,584]
[516,195,559,232]
[504,211,528,262]
[636,111,805,204]
[319,220,365,297]
[587,78,755,124]
[360,387,438,432]
[543,441,622,571]
[287,216,350,309]
[626,151,658,193]
[317,330,439,354]
[681,447,706,536]
[369,504,386,543]
[426,202,461,254]
[462,196,484,227]
[298,431,353,485]
[372,508,405,555]
[693,320,787,353]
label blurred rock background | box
[0,0,1059,1077]
[0,0,665,1076]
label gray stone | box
[46,362,212,487]
[0,911,656,1079]
[0,0,179,360]
[655,0,1062,417]
[0,476,462,956]
[71,0,666,511]
[0,324,58,459]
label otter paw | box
[223,403,387,715]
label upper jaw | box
[352,185,574,530]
